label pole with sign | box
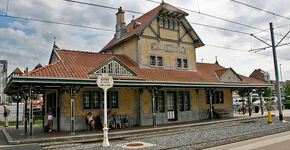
[97,74,114,147]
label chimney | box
[114,7,127,39]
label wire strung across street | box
[1,0,289,61]
[228,0,290,21]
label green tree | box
[263,87,272,98]
[284,83,290,96]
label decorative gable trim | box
[48,49,61,64]
[88,56,137,76]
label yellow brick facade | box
[142,89,151,114]
[62,88,135,117]
[140,37,196,69]
[105,37,138,63]
[198,89,233,110]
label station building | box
[5,2,271,132]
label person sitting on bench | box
[113,112,121,129]
[87,112,95,129]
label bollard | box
[268,110,272,123]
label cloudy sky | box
[0,0,290,81]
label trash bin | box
[255,106,259,113]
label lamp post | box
[97,74,113,147]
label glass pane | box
[174,20,178,30]
[83,92,90,109]
[92,92,100,108]
[183,59,188,68]
[157,56,163,66]
[179,92,184,111]
[111,91,118,108]
[169,19,173,29]
[158,91,165,112]
[184,91,190,110]
[164,18,168,28]
[150,56,156,65]
[177,59,182,67]
[159,17,164,27]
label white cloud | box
[0,0,290,81]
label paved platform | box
[1,109,289,145]
[208,131,290,150]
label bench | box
[215,109,229,117]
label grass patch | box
[0,119,43,126]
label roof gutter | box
[5,76,273,93]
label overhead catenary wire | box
[229,0,290,21]
[206,44,290,61]
[0,14,114,32]
[1,0,289,61]
[143,0,289,39]
[58,0,288,41]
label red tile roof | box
[24,49,265,85]
[12,68,23,74]
[102,3,188,51]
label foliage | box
[284,83,290,96]
[34,115,43,120]
[284,100,290,109]
[0,120,43,126]
[263,88,272,97]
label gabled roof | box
[101,2,202,52]
[215,67,243,81]
[215,68,229,79]
[88,56,137,76]
[12,68,23,74]
[23,49,265,85]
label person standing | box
[3,105,10,127]
[47,107,54,132]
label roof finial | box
[162,0,164,3]
[215,56,219,65]
[53,36,59,49]
[131,15,135,22]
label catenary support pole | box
[16,100,19,129]
[270,22,283,121]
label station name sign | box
[97,74,114,90]
[151,42,186,54]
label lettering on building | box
[151,42,186,54]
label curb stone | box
[2,128,21,145]
[2,115,273,145]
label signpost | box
[97,74,114,147]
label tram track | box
[41,117,267,149]
[158,124,290,150]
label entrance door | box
[167,92,177,121]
